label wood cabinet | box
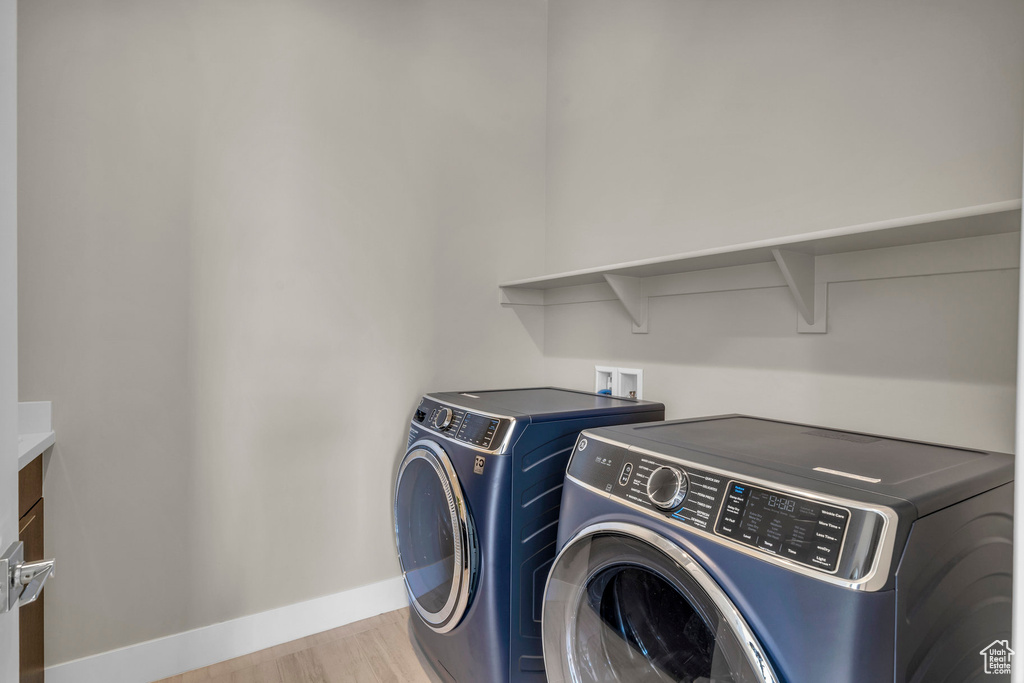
[18,455,44,683]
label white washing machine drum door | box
[542,522,779,683]
[394,440,478,633]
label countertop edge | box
[18,431,55,470]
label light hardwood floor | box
[153,608,444,683]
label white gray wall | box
[18,0,546,665]
[0,0,18,679]
[542,268,1019,452]
[17,0,1024,669]
[546,0,1024,272]
[543,0,1023,451]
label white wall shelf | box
[499,200,1022,334]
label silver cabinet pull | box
[0,542,55,614]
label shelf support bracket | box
[499,287,544,307]
[772,249,826,333]
[604,274,649,334]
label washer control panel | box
[566,435,873,581]
[613,453,727,534]
[569,438,721,527]
[414,398,511,453]
[647,466,688,510]
[714,481,849,573]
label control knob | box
[646,466,688,510]
[433,407,454,430]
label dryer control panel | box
[413,397,513,454]
[566,434,889,587]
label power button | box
[618,462,633,486]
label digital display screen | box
[457,414,500,448]
[765,494,796,513]
[715,481,849,572]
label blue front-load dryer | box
[542,415,1013,683]
[393,388,665,682]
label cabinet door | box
[18,457,41,520]
[19,498,43,683]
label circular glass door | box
[542,522,778,683]
[394,440,477,633]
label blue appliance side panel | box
[508,408,665,682]
[410,432,516,683]
[556,478,897,683]
[894,483,1013,683]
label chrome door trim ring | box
[394,439,476,633]
[543,521,780,683]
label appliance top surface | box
[596,415,1012,515]
[428,387,662,420]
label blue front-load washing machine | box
[393,388,665,682]
[542,415,1013,683]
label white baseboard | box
[46,575,408,683]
